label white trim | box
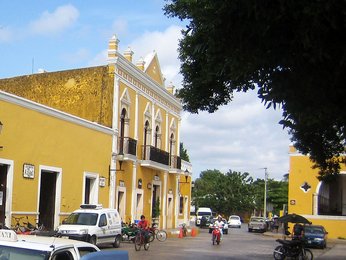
[304,214,346,221]
[38,165,62,230]
[0,91,113,135]
[83,172,100,205]
[0,158,14,228]
[114,54,182,111]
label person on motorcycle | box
[214,215,225,240]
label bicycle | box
[134,228,150,251]
[23,216,45,233]
[11,216,29,234]
[148,223,167,242]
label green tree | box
[164,0,346,179]
[193,169,256,216]
[252,178,288,216]
[179,142,190,162]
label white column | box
[134,92,139,140]
[313,193,318,215]
[151,102,155,146]
[162,172,168,229]
[165,113,169,151]
[175,175,180,228]
[109,76,120,208]
[177,118,181,156]
[131,162,137,223]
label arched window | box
[119,108,126,154]
[154,125,160,148]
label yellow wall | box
[0,66,114,127]
[289,146,346,239]
[0,97,112,223]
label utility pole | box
[263,167,268,218]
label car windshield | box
[251,218,264,222]
[230,216,239,220]
[305,226,324,234]
[0,245,49,260]
[64,213,98,225]
[197,212,211,216]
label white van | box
[56,204,122,248]
[195,207,212,226]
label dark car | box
[303,225,328,249]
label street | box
[101,224,329,259]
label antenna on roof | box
[32,57,34,74]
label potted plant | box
[152,198,160,225]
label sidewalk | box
[263,231,346,259]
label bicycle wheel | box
[148,231,155,242]
[156,230,167,242]
[299,248,313,260]
[134,235,142,251]
[144,241,150,251]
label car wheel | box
[209,229,212,234]
[113,235,121,248]
[248,228,252,232]
[89,235,97,245]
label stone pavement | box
[263,231,346,259]
[166,227,346,259]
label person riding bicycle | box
[214,215,225,240]
[138,215,150,243]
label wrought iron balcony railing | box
[170,155,181,169]
[118,137,137,156]
[141,145,170,166]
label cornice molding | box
[109,53,182,116]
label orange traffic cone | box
[178,228,183,238]
[191,227,196,237]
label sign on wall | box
[23,163,35,179]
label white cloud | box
[0,26,13,42]
[180,91,290,181]
[29,4,79,35]
[87,25,290,181]
[112,18,128,35]
[61,48,90,64]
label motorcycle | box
[211,225,222,245]
[273,238,313,260]
[121,222,139,243]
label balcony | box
[140,145,170,171]
[118,137,137,161]
[169,155,181,173]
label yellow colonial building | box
[0,35,192,230]
[289,145,346,239]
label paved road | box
[101,224,331,259]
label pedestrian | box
[292,223,304,240]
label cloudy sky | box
[0,1,291,180]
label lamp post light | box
[0,121,3,149]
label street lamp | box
[0,121,3,149]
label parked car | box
[56,204,122,248]
[303,225,328,249]
[248,216,267,232]
[208,218,229,234]
[228,215,242,228]
[0,229,99,259]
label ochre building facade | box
[289,145,346,239]
[0,35,192,230]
